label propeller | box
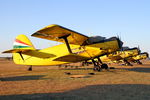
[116,35,123,51]
[146,52,149,58]
[143,52,149,58]
[137,45,141,54]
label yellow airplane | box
[96,47,140,66]
[127,52,149,64]
[2,24,123,71]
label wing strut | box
[18,52,24,61]
[59,34,72,53]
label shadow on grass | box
[126,67,150,73]
[0,84,149,100]
[0,75,45,81]
[59,64,150,74]
[60,68,93,70]
[117,67,150,73]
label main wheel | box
[101,64,108,69]
[93,66,101,72]
[127,62,133,66]
[137,60,142,65]
[97,66,101,72]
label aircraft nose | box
[146,53,149,58]
[138,49,141,54]
[116,38,123,49]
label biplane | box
[99,47,140,66]
[2,24,123,71]
[82,47,140,66]
[127,52,149,64]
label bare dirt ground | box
[0,59,150,100]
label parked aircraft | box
[3,24,123,71]
[83,47,140,66]
[127,52,149,64]
[100,47,140,66]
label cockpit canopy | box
[122,46,138,51]
[86,36,106,44]
[82,36,119,45]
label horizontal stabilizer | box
[2,49,56,59]
[2,49,32,53]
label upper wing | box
[31,24,89,45]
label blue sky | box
[0,0,150,57]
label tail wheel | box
[28,65,32,71]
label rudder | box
[13,34,35,50]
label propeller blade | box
[116,37,123,50]
[116,34,123,51]
[137,45,141,54]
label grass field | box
[0,59,150,100]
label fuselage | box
[13,39,120,65]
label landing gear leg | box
[124,59,133,66]
[136,60,142,65]
[92,59,101,71]
[97,57,109,70]
[28,65,32,71]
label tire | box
[28,66,32,71]
[93,66,101,72]
[101,64,108,69]
[97,67,101,72]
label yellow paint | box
[31,24,88,45]
[12,39,119,65]
[132,53,148,60]
[3,24,120,66]
[99,48,139,63]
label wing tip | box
[31,24,60,36]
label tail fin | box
[2,34,36,65]
[13,34,35,50]
[3,34,35,53]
